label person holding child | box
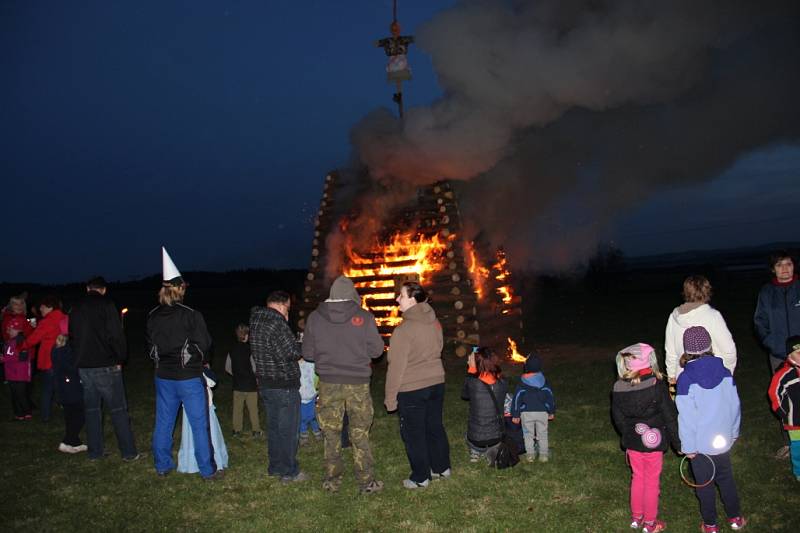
[768,336,800,482]
[462,346,508,464]
[511,353,555,463]
[225,324,262,438]
[611,343,680,533]
[676,326,747,532]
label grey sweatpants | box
[521,411,549,458]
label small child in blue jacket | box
[511,354,555,462]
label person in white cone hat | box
[147,247,223,480]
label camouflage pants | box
[316,381,375,485]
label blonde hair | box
[235,324,249,342]
[158,284,186,306]
[682,275,712,303]
[620,352,663,384]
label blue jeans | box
[260,386,301,478]
[300,397,320,435]
[79,366,138,459]
[397,383,451,483]
[39,368,55,421]
[152,377,216,478]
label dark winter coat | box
[511,372,555,417]
[230,341,258,392]
[302,300,384,384]
[52,344,83,405]
[69,291,127,368]
[769,361,800,430]
[462,370,508,446]
[146,303,212,380]
[249,306,301,389]
[611,375,680,453]
[754,277,800,360]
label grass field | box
[1,270,798,532]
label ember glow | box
[507,337,526,363]
[344,231,449,328]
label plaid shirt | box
[249,306,301,389]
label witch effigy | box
[375,18,414,118]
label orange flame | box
[344,231,449,328]
[465,241,490,300]
[493,249,514,305]
[507,337,526,363]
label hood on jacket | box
[328,276,360,303]
[615,342,659,378]
[521,372,545,388]
[317,300,360,324]
[402,302,437,324]
[672,303,710,326]
[679,356,730,391]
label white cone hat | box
[161,246,184,286]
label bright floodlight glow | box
[121,308,129,315]
[712,435,727,449]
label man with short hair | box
[69,276,141,461]
[302,275,385,494]
[755,250,800,459]
[249,290,306,482]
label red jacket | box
[20,309,66,371]
[2,309,33,342]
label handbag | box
[480,380,520,469]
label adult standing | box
[664,275,737,383]
[754,250,800,459]
[2,295,34,420]
[70,276,140,461]
[147,248,220,479]
[384,281,451,489]
[19,294,67,422]
[302,275,385,494]
[250,290,306,483]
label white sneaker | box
[431,468,451,480]
[73,444,88,453]
[58,443,78,454]
[402,478,429,489]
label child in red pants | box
[612,343,681,533]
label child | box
[462,346,508,464]
[768,335,800,481]
[2,324,33,420]
[225,324,262,438]
[51,317,87,454]
[298,358,321,445]
[178,367,228,474]
[511,354,555,462]
[611,343,680,533]
[676,326,747,532]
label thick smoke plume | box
[346,0,800,270]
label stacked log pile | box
[296,174,524,358]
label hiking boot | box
[728,517,747,530]
[280,471,309,484]
[430,468,451,480]
[203,469,225,482]
[360,480,384,494]
[322,477,342,493]
[630,515,643,529]
[775,445,790,460]
[699,523,719,533]
[402,478,429,489]
[642,519,666,533]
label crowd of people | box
[2,248,799,529]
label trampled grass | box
[1,274,798,531]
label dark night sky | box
[2,1,799,283]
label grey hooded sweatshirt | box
[301,276,384,384]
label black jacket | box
[249,306,301,389]
[52,345,83,405]
[69,291,127,368]
[611,376,680,453]
[462,372,508,446]
[146,303,212,380]
[230,341,258,392]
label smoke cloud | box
[347,0,800,270]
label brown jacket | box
[384,302,445,411]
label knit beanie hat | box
[683,326,712,355]
[523,354,541,373]
[328,275,360,304]
[786,335,800,357]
